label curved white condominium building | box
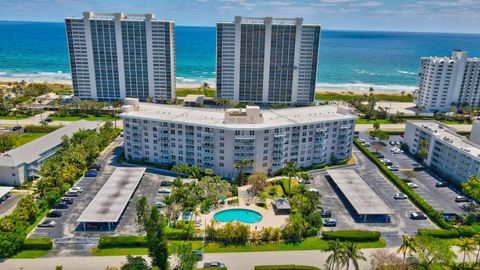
[120,99,356,178]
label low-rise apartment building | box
[403,120,480,184]
[120,99,357,178]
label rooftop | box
[408,121,480,159]
[0,186,13,198]
[77,167,146,223]
[327,170,392,215]
[120,101,356,130]
[0,120,99,167]
[274,198,291,210]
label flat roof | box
[0,186,13,198]
[274,198,291,210]
[77,167,146,223]
[0,120,99,167]
[327,170,392,215]
[120,103,356,129]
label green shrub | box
[255,265,320,270]
[353,139,452,229]
[99,236,146,248]
[22,238,53,250]
[417,229,459,239]
[24,125,61,133]
[321,230,381,242]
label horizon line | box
[1,19,480,36]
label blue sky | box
[1,0,479,33]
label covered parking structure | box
[77,167,146,231]
[326,170,392,223]
[0,186,13,201]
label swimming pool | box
[213,208,263,224]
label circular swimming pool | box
[213,208,263,224]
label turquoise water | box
[1,21,480,91]
[213,208,263,224]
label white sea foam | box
[397,70,416,75]
[316,82,416,91]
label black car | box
[192,250,203,261]
[45,117,52,122]
[160,180,172,186]
[53,202,69,209]
[47,210,62,218]
[374,153,384,158]
[320,209,332,218]
[88,164,101,171]
[455,196,471,203]
[204,262,225,268]
[435,182,448,188]
[61,198,74,204]
[410,212,427,220]
[12,126,22,131]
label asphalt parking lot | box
[359,133,467,215]
[0,193,25,217]
[310,146,435,234]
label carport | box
[77,167,146,231]
[0,186,13,200]
[326,170,392,222]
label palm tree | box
[473,234,480,265]
[339,243,366,270]
[458,238,475,268]
[200,82,210,90]
[397,235,418,263]
[282,161,301,196]
[233,159,253,185]
[324,241,344,270]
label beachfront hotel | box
[120,98,356,178]
[216,16,321,104]
[415,50,480,112]
[65,12,176,102]
[403,120,480,184]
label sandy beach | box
[0,77,413,96]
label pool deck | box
[197,186,288,230]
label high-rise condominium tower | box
[416,50,480,112]
[65,12,176,102]
[216,16,321,104]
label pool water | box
[213,208,263,224]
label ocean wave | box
[397,70,416,75]
[353,69,382,76]
[1,71,71,80]
[176,77,215,85]
[316,82,417,91]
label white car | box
[158,188,171,194]
[393,149,404,154]
[407,183,418,188]
[71,186,83,193]
[155,201,166,208]
[387,165,399,171]
[363,142,371,147]
[394,192,408,199]
[390,147,398,152]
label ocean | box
[1,21,480,91]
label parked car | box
[394,192,408,199]
[380,159,393,165]
[155,201,166,208]
[410,212,427,220]
[192,250,203,261]
[363,142,371,147]
[64,190,79,197]
[160,180,172,186]
[320,209,332,218]
[85,170,98,177]
[374,153,384,158]
[71,186,83,193]
[45,117,52,122]
[12,126,22,131]
[359,139,366,144]
[389,141,396,146]
[38,220,56,227]
[393,149,404,154]
[61,198,74,205]
[47,210,62,218]
[323,218,337,227]
[407,183,418,188]
[89,164,101,171]
[455,196,471,203]
[158,188,171,194]
[435,182,448,188]
[387,165,399,171]
[412,163,424,171]
[204,262,225,268]
[53,202,69,209]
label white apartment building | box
[403,120,480,184]
[415,50,480,112]
[216,16,321,104]
[120,99,356,178]
[65,12,176,102]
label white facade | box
[216,16,321,104]
[65,12,176,102]
[415,50,480,112]
[120,99,356,178]
[403,121,480,184]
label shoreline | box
[0,77,414,96]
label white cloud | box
[352,1,383,7]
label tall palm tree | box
[234,159,253,184]
[282,161,301,196]
[339,243,366,270]
[473,234,480,265]
[397,235,418,263]
[458,238,475,267]
[324,241,344,270]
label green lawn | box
[91,241,203,256]
[11,249,50,259]
[202,238,386,253]
[14,133,46,146]
[176,88,216,97]
[0,115,30,120]
[50,115,118,121]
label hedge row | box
[418,227,479,239]
[22,238,53,250]
[24,125,61,133]
[354,139,452,229]
[321,230,381,242]
[255,266,320,270]
[99,232,200,248]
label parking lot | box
[359,133,468,216]
[310,146,436,234]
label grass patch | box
[176,88,215,97]
[261,183,285,199]
[14,133,46,146]
[11,249,50,258]
[92,241,203,256]
[0,115,30,120]
[50,115,118,121]
[355,119,393,124]
[203,237,385,253]
[315,92,413,102]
